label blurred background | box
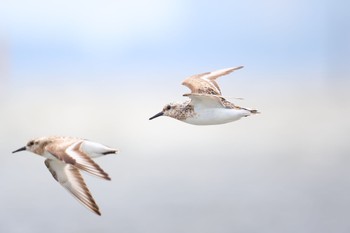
[1,0,350,232]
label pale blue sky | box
[1,0,348,84]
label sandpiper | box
[12,136,118,216]
[149,66,259,125]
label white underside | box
[183,107,251,125]
[80,140,117,158]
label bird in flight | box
[149,66,259,125]
[13,136,118,215]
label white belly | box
[183,108,250,125]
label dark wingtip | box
[95,210,102,216]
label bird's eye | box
[27,141,34,146]
[166,105,171,110]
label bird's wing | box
[45,140,111,180]
[184,93,225,108]
[182,66,243,96]
[44,159,101,215]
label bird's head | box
[149,103,183,120]
[12,138,48,155]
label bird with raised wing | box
[149,66,259,125]
[12,136,118,216]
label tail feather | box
[241,107,260,115]
[102,150,118,155]
[250,109,260,114]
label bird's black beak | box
[149,112,164,120]
[12,146,26,154]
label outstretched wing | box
[44,159,101,215]
[182,66,243,96]
[45,140,111,180]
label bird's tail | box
[241,107,260,115]
[249,109,260,114]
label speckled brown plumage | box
[12,136,118,215]
[149,66,259,125]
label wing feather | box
[182,66,243,95]
[44,159,101,215]
[184,93,225,108]
[66,141,111,180]
[45,140,111,180]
